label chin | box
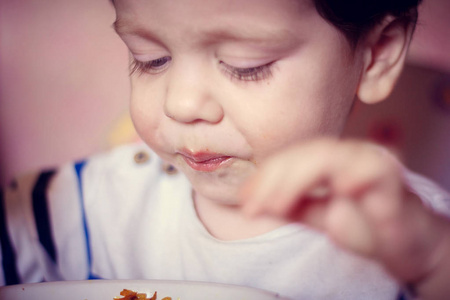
[180,157,255,205]
[189,177,242,206]
[193,180,239,205]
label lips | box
[178,150,232,172]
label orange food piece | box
[115,289,172,300]
[116,289,157,300]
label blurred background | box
[1,0,450,190]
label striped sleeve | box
[0,184,20,285]
[0,161,95,285]
[0,171,46,285]
[32,170,58,265]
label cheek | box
[280,51,359,132]
[231,96,312,162]
[236,62,358,160]
[129,81,164,145]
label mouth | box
[178,150,232,172]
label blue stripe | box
[74,161,100,280]
[0,186,20,285]
[88,273,102,280]
[32,170,57,263]
[397,289,414,300]
[397,292,407,300]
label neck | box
[193,192,289,241]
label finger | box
[329,141,399,192]
[241,139,337,217]
[288,195,330,230]
[286,194,376,257]
[325,196,375,256]
[330,143,404,223]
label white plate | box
[0,279,290,300]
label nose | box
[163,62,224,124]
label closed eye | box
[130,56,172,75]
[219,61,274,82]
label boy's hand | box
[240,138,450,292]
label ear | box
[357,16,415,104]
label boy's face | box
[114,0,365,204]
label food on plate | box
[114,289,172,300]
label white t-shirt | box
[1,143,449,299]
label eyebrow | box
[113,18,299,48]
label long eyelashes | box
[130,56,172,76]
[130,56,274,82]
[219,61,274,82]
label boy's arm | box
[401,170,450,299]
[411,215,450,300]
[241,138,450,299]
[0,171,44,285]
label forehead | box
[113,0,319,44]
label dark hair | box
[313,0,422,47]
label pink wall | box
[408,0,450,72]
[1,0,449,190]
[0,0,130,184]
